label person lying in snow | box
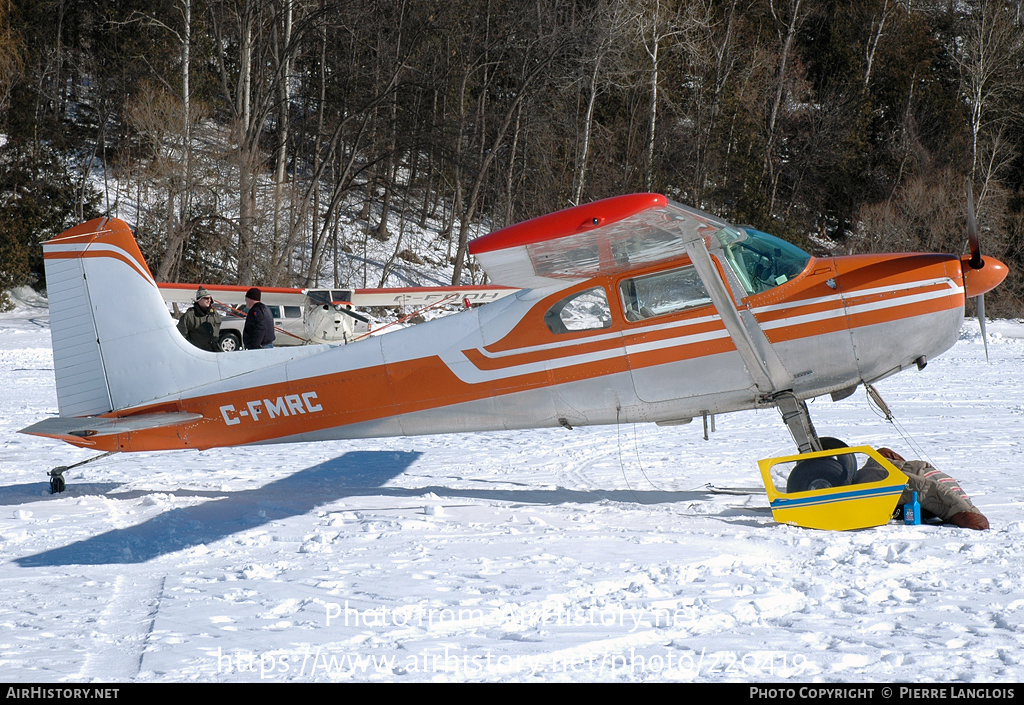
[854,448,990,530]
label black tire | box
[819,436,857,483]
[818,436,847,450]
[218,332,241,352]
[786,456,850,494]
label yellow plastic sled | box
[758,446,909,531]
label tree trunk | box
[765,0,804,215]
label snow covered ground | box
[1,286,1023,683]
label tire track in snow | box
[77,574,166,680]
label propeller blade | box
[977,293,989,362]
[966,181,991,361]
[967,181,983,269]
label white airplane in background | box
[158,282,518,350]
[21,192,1007,529]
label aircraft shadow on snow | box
[15,450,421,567]
[12,450,726,567]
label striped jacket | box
[893,459,980,520]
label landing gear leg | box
[47,451,116,494]
[774,392,821,454]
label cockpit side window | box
[718,228,812,296]
[619,265,712,322]
[544,287,613,334]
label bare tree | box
[632,0,683,192]
[570,1,626,205]
[270,0,294,275]
[763,0,809,214]
[449,28,561,285]
[951,0,1024,192]
[0,0,23,119]
[120,1,202,281]
[863,0,898,88]
[676,0,743,202]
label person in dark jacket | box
[242,287,276,350]
[176,286,221,352]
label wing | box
[159,283,518,309]
[158,283,309,308]
[348,286,518,307]
[468,193,738,288]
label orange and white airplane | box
[21,193,1007,524]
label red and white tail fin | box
[42,217,217,416]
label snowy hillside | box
[1,288,1023,683]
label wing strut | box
[683,235,818,452]
[682,238,796,395]
[683,240,774,394]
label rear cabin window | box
[620,265,711,321]
[544,287,612,334]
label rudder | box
[43,217,214,415]
[45,220,115,416]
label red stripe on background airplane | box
[156,281,519,309]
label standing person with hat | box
[243,287,276,350]
[176,286,222,352]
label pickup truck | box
[215,303,307,351]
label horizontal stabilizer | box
[20,412,204,440]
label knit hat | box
[195,286,212,301]
[245,287,262,301]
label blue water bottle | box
[904,491,921,525]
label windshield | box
[715,227,811,296]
